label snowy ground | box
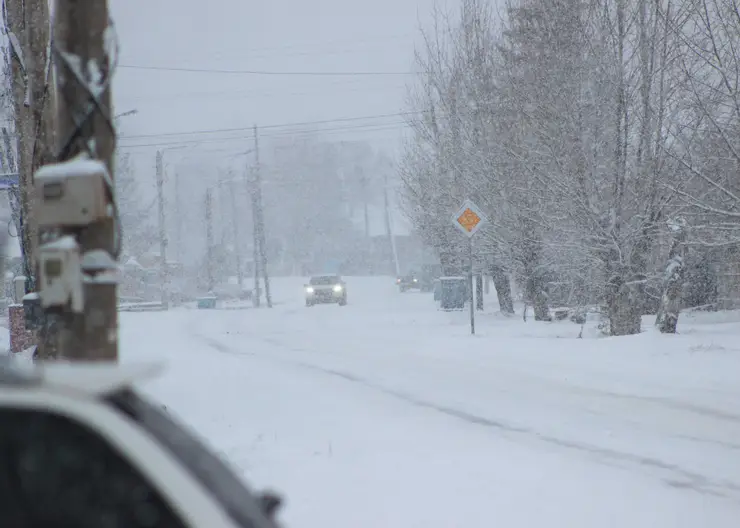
[31,277,740,526]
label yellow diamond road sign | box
[452,200,487,237]
[458,208,481,232]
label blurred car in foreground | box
[0,358,280,528]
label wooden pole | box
[175,172,182,263]
[227,176,244,290]
[250,133,261,307]
[205,188,214,292]
[53,0,117,361]
[156,151,169,309]
[253,125,271,308]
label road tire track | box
[189,328,740,502]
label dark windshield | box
[309,276,340,285]
[106,389,274,528]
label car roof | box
[0,357,165,395]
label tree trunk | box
[629,226,656,315]
[6,0,33,285]
[519,216,550,321]
[656,220,687,333]
[522,260,550,321]
[5,0,54,291]
[526,271,551,321]
[490,264,514,314]
[605,258,641,336]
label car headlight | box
[305,287,314,293]
[333,284,343,292]
[413,278,418,282]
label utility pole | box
[175,172,182,263]
[359,167,370,239]
[243,163,259,306]
[248,172,261,307]
[226,175,244,290]
[205,188,214,292]
[51,0,117,360]
[253,125,272,308]
[383,171,400,276]
[217,179,228,246]
[156,151,169,309]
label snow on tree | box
[398,0,706,335]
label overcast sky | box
[104,0,451,258]
[110,0,441,169]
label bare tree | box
[3,0,54,287]
[400,0,734,336]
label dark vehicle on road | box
[397,268,437,293]
[397,273,422,292]
[305,275,347,306]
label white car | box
[0,357,280,528]
[304,275,347,306]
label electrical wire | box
[186,33,414,58]
[118,64,420,76]
[117,81,407,103]
[118,111,423,141]
[118,120,413,150]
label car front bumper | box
[306,289,344,302]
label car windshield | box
[310,276,339,285]
[106,389,272,528]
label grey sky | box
[111,0,439,164]
[107,0,446,260]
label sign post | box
[451,200,488,335]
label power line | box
[118,120,412,150]
[119,64,420,76]
[123,120,411,148]
[188,36,415,62]
[202,33,414,56]
[117,81,407,103]
[118,111,423,141]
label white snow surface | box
[115,277,740,527]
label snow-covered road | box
[122,277,740,527]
